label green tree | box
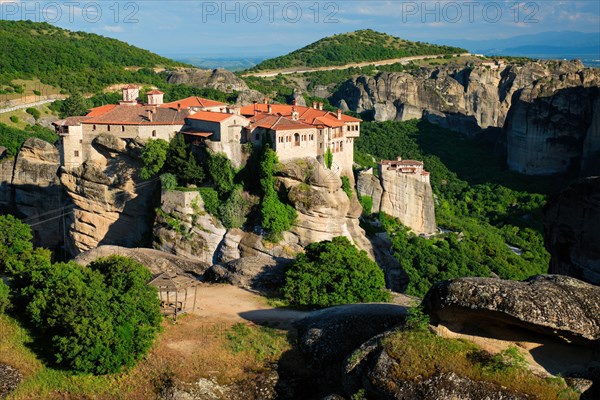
[324,147,333,169]
[218,185,250,229]
[0,215,33,274]
[140,138,169,180]
[165,134,204,185]
[59,93,91,118]
[341,176,353,198]
[282,236,390,308]
[0,280,10,314]
[25,107,41,120]
[199,187,219,216]
[159,173,177,191]
[206,152,235,197]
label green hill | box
[0,20,186,93]
[248,29,467,72]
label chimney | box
[292,106,299,121]
[263,98,268,104]
[253,100,258,115]
[318,102,323,111]
[268,104,272,114]
[292,99,297,106]
[313,101,317,109]
[146,109,153,122]
[397,156,402,161]
[177,103,181,111]
[337,109,342,120]
[221,107,226,113]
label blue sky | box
[2,1,599,57]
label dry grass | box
[383,329,580,399]
[1,313,291,399]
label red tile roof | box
[160,96,227,110]
[249,114,313,131]
[186,111,237,123]
[240,103,361,128]
[83,105,190,125]
[53,116,90,126]
[86,104,117,117]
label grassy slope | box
[248,29,466,72]
[0,20,187,93]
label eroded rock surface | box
[544,177,600,285]
[166,68,249,93]
[422,275,600,346]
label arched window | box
[340,141,343,151]
[294,133,300,146]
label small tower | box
[146,89,164,106]
[120,85,139,105]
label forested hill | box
[0,20,186,93]
[247,29,467,72]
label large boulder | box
[294,304,407,368]
[544,177,600,285]
[422,275,600,346]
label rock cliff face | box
[153,190,227,265]
[166,68,249,93]
[277,158,374,256]
[0,138,65,249]
[544,177,600,285]
[332,60,600,175]
[59,136,159,255]
[357,168,436,235]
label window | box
[255,133,260,141]
[340,141,343,151]
[93,125,96,131]
[121,126,125,132]
[310,134,314,141]
[152,130,157,137]
[320,143,323,149]
[79,139,83,144]
[107,125,111,132]
[74,150,79,157]
[294,133,300,146]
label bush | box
[25,107,41,120]
[324,147,333,169]
[206,152,236,197]
[199,187,219,216]
[0,122,58,155]
[140,139,169,180]
[165,134,204,185]
[0,215,33,274]
[21,256,161,374]
[33,89,41,96]
[358,195,373,216]
[219,185,249,229]
[9,116,19,123]
[282,236,390,308]
[0,280,10,314]
[160,173,178,191]
[341,176,353,198]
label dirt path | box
[190,283,307,329]
[243,53,471,77]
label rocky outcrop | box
[277,158,374,256]
[357,167,436,235]
[74,245,210,276]
[205,255,292,296]
[0,138,65,249]
[153,190,227,265]
[423,275,600,346]
[0,363,22,399]
[60,138,158,255]
[332,60,600,176]
[166,68,249,93]
[505,72,600,175]
[544,177,600,285]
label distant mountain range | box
[438,31,600,67]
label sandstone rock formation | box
[277,158,374,256]
[357,167,436,235]
[544,177,600,285]
[60,138,158,255]
[422,275,600,346]
[166,68,249,93]
[74,245,210,276]
[332,60,600,176]
[153,190,227,265]
[0,138,65,249]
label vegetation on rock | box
[0,123,57,156]
[355,120,550,296]
[140,139,169,180]
[249,29,465,71]
[282,236,389,308]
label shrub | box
[160,173,178,191]
[0,280,10,314]
[199,187,219,216]
[324,147,333,169]
[33,90,41,96]
[282,236,390,308]
[9,116,19,123]
[21,256,161,374]
[219,185,249,229]
[25,107,41,120]
[341,176,353,198]
[165,134,204,185]
[358,195,373,216]
[0,215,33,274]
[206,152,235,197]
[140,139,169,180]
